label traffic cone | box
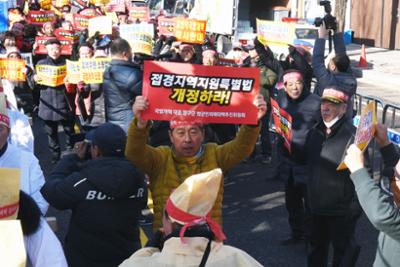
[358,44,368,68]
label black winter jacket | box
[306,117,361,216]
[103,59,142,132]
[37,56,71,121]
[41,154,147,267]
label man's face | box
[321,100,346,122]
[79,46,93,59]
[202,53,218,66]
[169,126,204,157]
[0,125,9,150]
[180,48,194,62]
[284,78,304,100]
[62,21,73,31]
[46,44,61,60]
[43,24,54,36]
[4,37,16,48]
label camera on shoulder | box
[314,0,337,31]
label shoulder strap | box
[198,238,212,267]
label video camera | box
[314,1,337,31]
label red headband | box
[0,114,10,128]
[170,121,203,129]
[283,72,303,84]
[166,198,226,243]
[202,50,217,57]
[322,88,349,103]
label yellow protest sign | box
[55,0,70,7]
[0,59,26,82]
[36,65,67,87]
[88,16,113,37]
[337,102,377,170]
[120,24,153,55]
[0,168,20,220]
[0,220,26,267]
[256,19,296,46]
[80,58,111,84]
[39,0,52,10]
[66,60,83,84]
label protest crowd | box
[1,0,400,267]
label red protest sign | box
[129,5,150,23]
[80,8,98,17]
[58,37,74,55]
[27,10,56,26]
[157,17,176,37]
[174,18,206,44]
[142,61,260,125]
[271,98,293,153]
[73,14,92,31]
[34,36,57,54]
[54,29,79,43]
[106,0,126,12]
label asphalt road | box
[33,119,379,267]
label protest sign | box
[27,10,56,26]
[39,0,52,10]
[73,14,92,31]
[189,0,235,35]
[0,0,7,33]
[106,0,126,12]
[88,16,112,37]
[80,58,111,84]
[72,0,89,10]
[21,53,33,68]
[129,5,150,23]
[66,60,82,84]
[58,37,74,55]
[174,18,206,44]
[79,7,98,16]
[120,24,153,55]
[337,102,377,170]
[56,0,70,8]
[0,59,26,81]
[54,29,80,42]
[0,168,20,220]
[34,36,57,54]
[36,65,67,87]
[142,61,260,124]
[271,98,293,153]
[256,19,296,46]
[157,17,176,37]
[0,221,26,267]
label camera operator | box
[312,20,357,120]
[41,122,148,267]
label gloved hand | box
[145,229,166,250]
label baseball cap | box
[85,123,126,157]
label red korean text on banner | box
[54,29,79,43]
[129,5,150,23]
[34,36,58,54]
[58,37,74,56]
[270,98,293,153]
[174,18,206,44]
[106,0,126,13]
[142,61,260,125]
[73,14,92,31]
[27,10,56,26]
[157,17,176,37]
